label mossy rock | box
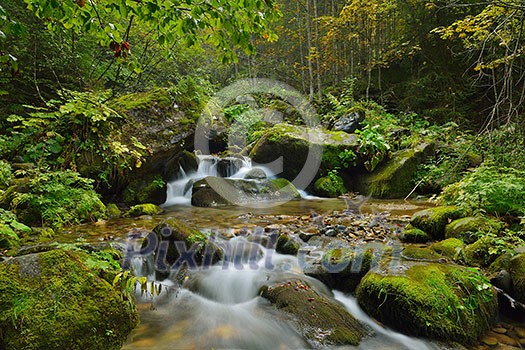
[508,253,525,304]
[410,206,463,240]
[354,143,433,199]
[304,248,375,293]
[260,279,368,346]
[106,203,121,218]
[0,249,138,349]
[356,262,497,343]
[313,175,347,198]
[0,224,19,250]
[143,219,222,279]
[401,246,444,261]
[191,176,301,207]
[445,217,503,244]
[464,236,499,267]
[488,252,513,273]
[125,203,164,217]
[249,123,359,182]
[276,234,300,255]
[431,238,464,261]
[399,225,431,243]
[122,174,167,205]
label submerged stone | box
[0,249,138,350]
[260,278,368,347]
[356,262,497,343]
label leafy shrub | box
[439,165,525,216]
[12,170,106,229]
[356,125,391,172]
[0,160,12,189]
[224,105,266,146]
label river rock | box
[249,123,359,182]
[431,238,464,261]
[260,278,368,347]
[354,143,434,198]
[303,247,375,293]
[244,167,267,180]
[0,249,138,349]
[399,225,431,243]
[191,176,301,207]
[409,206,463,240]
[508,253,525,304]
[124,203,164,217]
[445,217,503,244]
[356,262,498,343]
[333,112,363,134]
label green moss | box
[356,263,497,343]
[402,246,444,261]
[410,206,463,240]
[508,253,525,304]
[399,226,431,243]
[125,203,163,217]
[488,252,513,273]
[122,174,167,205]
[106,203,121,218]
[0,250,138,350]
[0,223,19,249]
[431,238,464,260]
[0,160,12,190]
[276,234,300,255]
[314,175,347,198]
[109,88,172,113]
[464,236,500,267]
[445,217,503,243]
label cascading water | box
[163,154,272,206]
[123,235,443,350]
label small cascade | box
[163,154,274,206]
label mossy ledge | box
[356,262,497,343]
[0,249,138,350]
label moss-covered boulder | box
[313,175,347,198]
[260,279,368,347]
[304,248,375,293]
[410,206,463,240]
[276,233,300,255]
[125,203,164,217]
[431,238,464,261]
[401,246,444,261]
[508,253,525,304]
[445,217,503,243]
[191,176,301,207]
[122,174,167,205]
[249,123,359,182]
[464,236,499,267]
[0,249,138,349]
[106,203,121,218]
[0,224,19,250]
[356,262,497,343]
[354,143,433,198]
[399,225,431,243]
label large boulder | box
[445,217,503,244]
[249,123,359,183]
[191,176,301,207]
[410,206,463,240]
[333,112,363,134]
[260,278,368,347]
[356,262,497,343]
[0,249,138,349]
[354,143,433,198]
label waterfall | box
[163,154,274,206]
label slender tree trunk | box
[313,0,322,99]
[306,0,314,101]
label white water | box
[124,236,444,350]
[163,154,315,206]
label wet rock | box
[410,206,463,240]
[314,175,347,198]
[333,112,363,134]
[303,247,376,293]
[244,167,267,180]
[276,233,301,255]
[260,278,368,347]
[191,176,301,207]
[354,143,434,198]
[490,270,513,294]
[356,262,498,343]
[487,331,519,346]
[106,203,121,218]
[481,336,498,346]
[0,249,138,349]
